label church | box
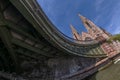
[0,0,120,80]
[70,14,111,42]
[70,14,120,56]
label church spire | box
[78,13,110,40]
[70,24,81,40]
[78,14,103,34]
[78,14,93,33]
[78,14,87,23]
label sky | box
[37,0,120,38]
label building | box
[70,14,111,42]
[0,0,120,80]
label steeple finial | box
[78,13,87,23]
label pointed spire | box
[78,14,110,40]
[70,24,82,40]
[78,13,92,33]
[70,24,77,33]
[78,13,88,23]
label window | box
[85,37,92,41]
[85,22,92,28]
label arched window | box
[95,36,105,42]
[85,37,92,41]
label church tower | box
[70,25,82,40]
[78,14,111,40]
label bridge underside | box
[0,0,118,80]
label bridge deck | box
[0,0,117,80]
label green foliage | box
[110,34,120,41]
[107,34,120,43]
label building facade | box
[70,14,120,56]
[70,14,111,42]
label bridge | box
[0,0,120,80]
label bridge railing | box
[11,0,106,57]
[50,23,98,44]
[33,0,98,45]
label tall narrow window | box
[85,22,92,28]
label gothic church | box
[70,14,111,42]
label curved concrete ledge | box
[10,0,106,57]
[0,0,119,79]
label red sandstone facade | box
[70,14,111,41]
[70,14,120,55]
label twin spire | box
[70,24,82,40]
[70,14,110,41]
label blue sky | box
[37,0,120,37]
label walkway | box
[90,58,120,80]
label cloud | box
[105,3,120,35]
[93,0,120,35]
[37,0,120,36]
[37,0,57,21]
[94,0,105,12]
[94,14,102,24]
